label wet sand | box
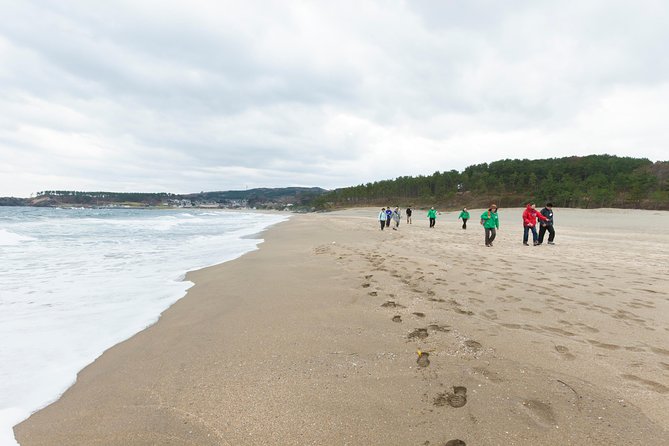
[14,208,669,445]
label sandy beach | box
[14,208,669,445]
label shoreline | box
[3,210,288,446]
[15,209,669,445]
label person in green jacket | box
[427,207,437,228]
[458,207,470,229]
[480,204,499,247]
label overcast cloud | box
[1,0,668,196]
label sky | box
[1,0,668,197]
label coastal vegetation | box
[1,155,667,210]
[314,155,669,210]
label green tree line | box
[314,155,669,210]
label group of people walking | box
[479,202,556,247]
[378,207,402,230]
[523,202,555,245]
[377,203,556,247]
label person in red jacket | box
[522,203,549,246]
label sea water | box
[0,207,289,446]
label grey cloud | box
[1,0,668,196]
[2,2,360,113]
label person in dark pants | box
[458,208,470,229]
[379,208,387,230]
[406,207,412,224]
[480,204,499,246]
[385,207,392,229]
[427,207,437,228]
[522,203,549,246]
[537,203,556,244]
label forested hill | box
[314,155,669,210]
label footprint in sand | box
[368,291,378,296]
[555,345,576,360]
[454,308,475,316]
[417,351,430,367]
[540,326,575,337]
[520,307,541,314]
[428,324,450,332]
[624,346,646,352]
[444,441,466,446]
[587,339,621,350]
[392,315,402,323]
[434,386,467,408]
[472,366,504,383]
[521,399,557,427]
[413,312,426,318]
[464,340,482,352]
[574,322,599,333]
[650,346,669,356]
[381,301,404,308]
[408,328,429,339]
[621,374,669,393]
[482,309,498,320]
[361,283,371,288]
[626,299,655,309]
[501,323,522,330]
[447,387,468,407]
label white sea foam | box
[0,207,288,445]
[0,229,35,246]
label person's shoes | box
[485,244,490,247]
[523,242,529,246]
[533,242,539,246]
[548,241,555,245]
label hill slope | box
[314,155,669,210]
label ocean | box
[0,207,289,446]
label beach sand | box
[14,208,669,445]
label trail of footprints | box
[354,258,477,444]
[365,246,669,388]
[329,241,669,442]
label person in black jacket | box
[537,203,555,245]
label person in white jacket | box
[392,207,401,230]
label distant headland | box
[0,187,327,211]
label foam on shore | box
[0,207,288,446]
